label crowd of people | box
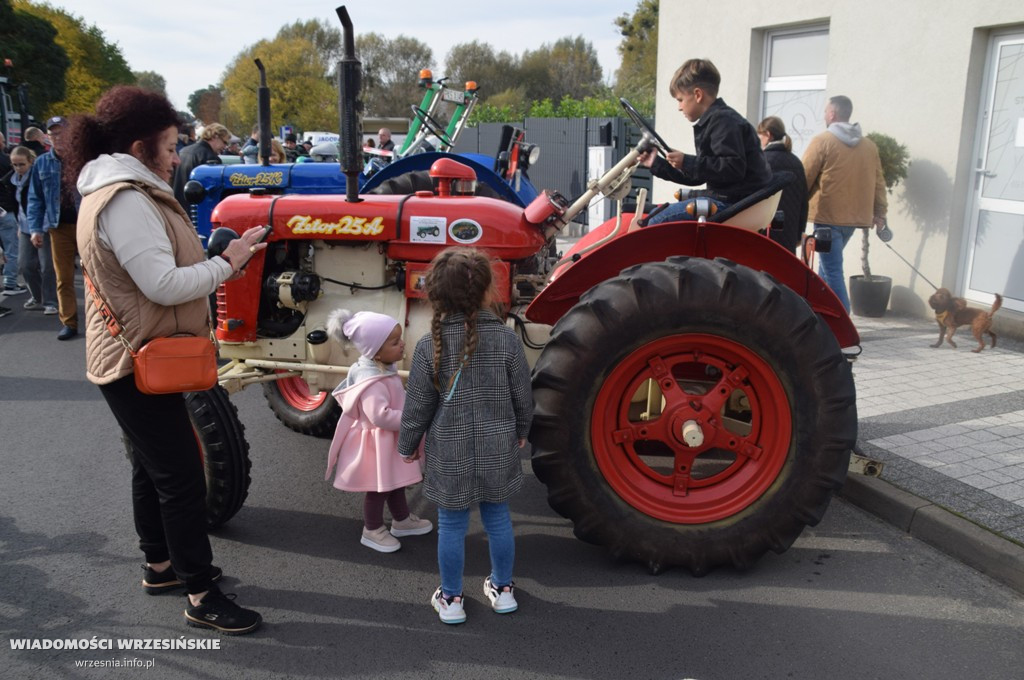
[0,108,401,330]
[0,116,77,335]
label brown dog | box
[928,288,1002,352]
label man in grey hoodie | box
[802,95,887,312]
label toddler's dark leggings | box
[364,488,410,530]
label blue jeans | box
[0,213,19,288]
[437,501,514,598]
[648,197,729,225]
[815,224,857,312]
[18,230,57,306]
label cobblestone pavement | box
[853,314,1024,545]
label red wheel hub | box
[276,375,329,411]
[591,334,792,523]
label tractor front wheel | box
[262,376,341,438]
[530,257,856,574]
[185,387,252,528]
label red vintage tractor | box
[188,6,857,575]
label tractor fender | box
[526,218,859,348]
[360,151,537,206]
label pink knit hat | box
[326,309,399,358]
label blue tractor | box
[183,66,540,244]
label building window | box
[760,26,829,158]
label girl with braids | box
[398,247,533,625]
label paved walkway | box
[852,313,1024,546]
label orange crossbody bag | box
[83,269,218,395]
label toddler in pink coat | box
[325,309,433,552]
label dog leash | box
[879,240,940,291]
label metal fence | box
[452,117,653,228]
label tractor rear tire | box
[185,387,252,528]
[530,257,856,575]
[368,170,505,199]
[262,377,341,438]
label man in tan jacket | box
[803,95,887,312]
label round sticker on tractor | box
[449,219,482,244]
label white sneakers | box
[360,526,400,553]
[483,576,518,614]
[431,587,466,625]
[390,514,433,537]
[361,515,434,553]
[431,578,518,624]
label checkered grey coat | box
[398,311,533,510]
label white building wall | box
[656,0,1024,322]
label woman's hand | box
[665,150,684,169]
[221,225,270,275]
[402,450,421,463]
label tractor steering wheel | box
[619,97,671,156]
[410,105,454,148]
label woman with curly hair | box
[64,85,269,635]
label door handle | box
[975,167,997,177]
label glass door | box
[962,32,1024,312]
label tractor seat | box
[711,171,794,232]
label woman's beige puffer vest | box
[77,181,210,385]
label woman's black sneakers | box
[142,564,223,595]
[184,586,262,635]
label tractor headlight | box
[520,143,540,169]
[184,180,207,205]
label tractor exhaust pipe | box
[336,5,362,203]
[255,59,272,167]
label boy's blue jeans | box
[437,501,514,598]
[815,224,857,312]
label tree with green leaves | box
[546,37,605,101]
[357,33,434,118]
[220,32,337,134]
[133,70,167,96]
[445,35,605,118]
[0,0,69,120]
[443,41,519,100]
[14,0,133,116]
[516,46,554,103]
[277,19,343,74]
[614,0,658,114]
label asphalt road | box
[3,300,1024,680]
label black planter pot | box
[849,275,892,317]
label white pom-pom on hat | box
[326,308,399,359]
[326,308,354,345]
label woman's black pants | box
[99,375,214,594]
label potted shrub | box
[849,132,910,317]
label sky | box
[53,0,632,113]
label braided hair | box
[423,247,494,391]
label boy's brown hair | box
[669,59,721,98]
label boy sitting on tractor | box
[639,58,771,224]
